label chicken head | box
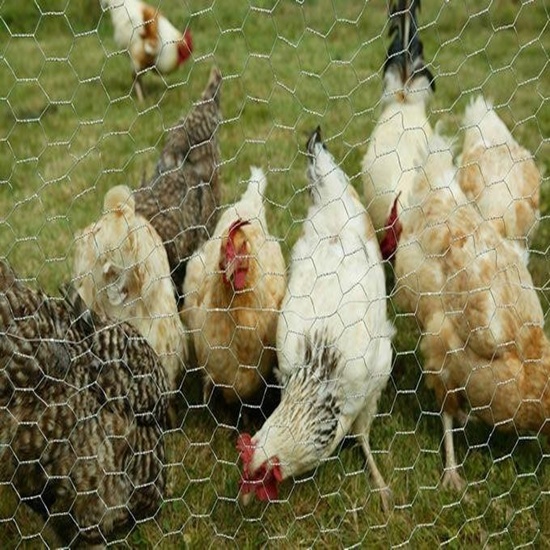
[237,433,283,503]
[219,219,251,291]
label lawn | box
[0,0,549,547]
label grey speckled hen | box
[135,66,223,295]
[0,261,170,547]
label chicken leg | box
[354,407,393,515]
[441,411,466,490]
[133,72,145,102]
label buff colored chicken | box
[182,167,286,409]
[0,260,170,546]
[73,185,187,391]
[101,0,193,101]
[238,128,394,513]
[390,131,550,490]
[362,0,434,249]
[458,95,541,261]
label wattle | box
[233,268,248,291]
[256,472,279,501]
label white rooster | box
[237,127,394,513]
[362,0,434,254]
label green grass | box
[0,0,549,547]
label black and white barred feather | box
[135,66,223,294]
[275,330,344,454]
[385,0,435,92]
[0,261,170,546]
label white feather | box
[249,137,394,483]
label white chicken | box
[362,0,434,252]
[101,0,193,101]
[237,128,394,513]
[392,130,550,490]
[73,185,187,391]
[182,167,286,408]
[458,95,541,260]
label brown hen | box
[391,132,550,490]
[73,184,187,391]
[182,167,286,410]
[458,95,541,260]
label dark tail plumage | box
[306,125,323,158]
[201,65,223,106]
[384,0,435,93]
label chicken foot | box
[441,411,466,490]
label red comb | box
[178,30,193,64]
[256,472,278,501]
[253,461,281,501]
[228,219,250,241]
[184,29,193,51]
[237,437,282,502]
[272,461,283,482]
[380,194,402,261]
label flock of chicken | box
[0,0,546,546]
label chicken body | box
[458,95,541,259]
[393,132,550,489]
[182,167,286,407]
[73,185,186,390]
[135,67,222,295]
[362,0,434,240]
[101,0,193,101]
[0,261,169,546]
[238,128,394,512]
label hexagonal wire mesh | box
[0,0,549,547]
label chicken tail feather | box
[103,184,136,217]
[384,0,434,102]
[238,167,268,218]
[202,65,223,106]
[306,126,352,206]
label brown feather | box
[394,133,550,486]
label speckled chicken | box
[391,131,550,490]
[135,66,223,295]
[362,0,434,249]
[458,95,541,260]
[0,260,170,546]
[182,166,286,408]
[238,128,394,513]
[73,184,187,391]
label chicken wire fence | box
[0,0,549,547]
